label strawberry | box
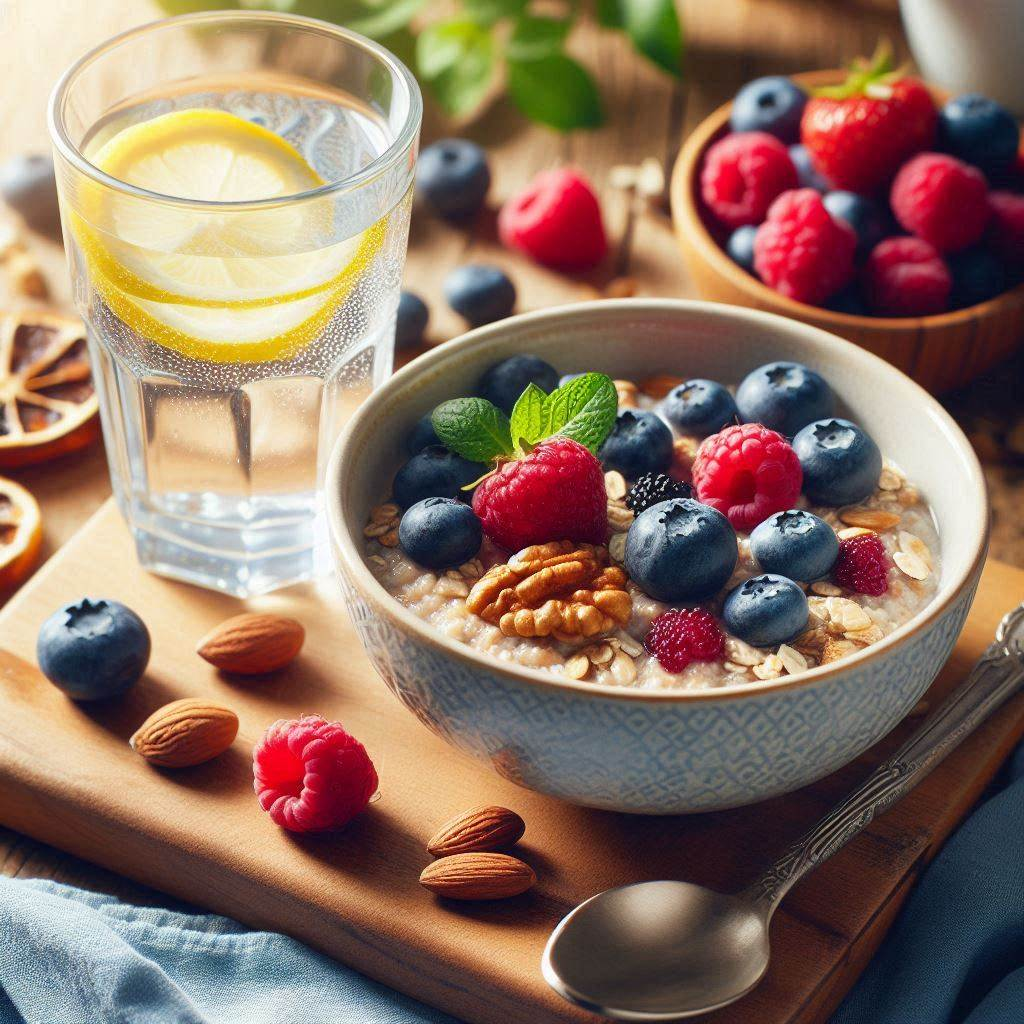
[800,46,936,194]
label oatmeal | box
[363,358,940,690]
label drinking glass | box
[48,11,421,596]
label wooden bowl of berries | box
[671,50,1024,395]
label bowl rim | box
[327,298,989,704]
[670,69,1024,331]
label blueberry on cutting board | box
[416,139,491,221]
[37,598,151,700]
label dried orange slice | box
[0,476,42,592]
[0,310,99,467]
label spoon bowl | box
[542,881,770,1020]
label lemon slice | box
[75,109,380,309]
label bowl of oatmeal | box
[327,299,987,814]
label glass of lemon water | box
[48,11,421,596]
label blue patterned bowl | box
[326,300,988,814]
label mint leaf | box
[595,0,622,27]
[622,0,684,76]
[509,383,548,449]
[463,0,526,25]
[507,54,603,132]
[416,20,496,115]
[543,373,618,453]
[347,0,425,38]
[507,15,570,61]
[432,398,513,463]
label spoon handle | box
[746,604,1024,911]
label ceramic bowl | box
[670,70,1024,396]
[327,299,988,815]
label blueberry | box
[735,361,834,437]
[625,498,738,603]
[948,247,1008,308]
[0,154,60,237]
[395,290,429,349]
[750,509,839,581]
[405,412,439,455]
[730,77,807,142]
[792,418,882,506]
[477,354,559,413]
[723,574,808,647]
[398,497,482,570]
[726,225,759,271]
[444,264,516,327]
[827,284,869,316]
[823,191,889,259]
[789,144,829,191]
[36,598,150,701]
[660,379,738,437]
[392,445,484,509]
[939,94,1020,176]
[416,139,491,220]
[599,410,674,478]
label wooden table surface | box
[2,0,1023,961]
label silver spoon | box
[543,603,1024,1021]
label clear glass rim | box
[47,9,422,211]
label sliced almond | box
[811,580,843,596]
[609,532,627,563]
[197,612,304,674]
[826,597,872,632]
[777,644,808,675]
[419,852,535,900]
[837,527,875,540]
[609,650,638,685]
[564,653,591,680]
[753,655,784,680]
[898,530,933,568]
[894,550,930,581]
[604,470,627,500]
[725,637,767,666]
[586,642,615,666]
[427,805,526,858]
[839,508,901,531]
[845,624,886,646]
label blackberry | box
[625,473,692,515]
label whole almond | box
[130,698,238,768]
[427,805,526,858]
[197,613,304,674]
[419,852,535,900]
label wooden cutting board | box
[0,500,1022,1024]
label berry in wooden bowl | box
[671,64,1024,395]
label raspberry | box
[890,153,990,253]
[625,473,693,515]
[753,189,857,305]
[989,191,1024,263]
[498,168,607,271]
[691,422,803,533]
[472,437,607,552]
[833,533,889,596]
[863,237,951,316]
[645,608,725,673]
[253,715,377,833]
[700,131,798,229]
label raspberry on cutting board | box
[700,131,798,228]
[692,422,803,533]
[753,189,857,305]
[253,715,378,833]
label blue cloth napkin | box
[0,877,456,1024]
[3,746,1024,1024]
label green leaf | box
[622,0,684,76]
[416,19,497,115]
[432,398,513,463]
[347,0,426,38]
[543,373,618,453]
[595,0,622,28]
[463,0,526,25]
[507,15,570,61]
[509,383,549,449]
[507,54,603,132]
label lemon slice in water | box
[75,109,383,361]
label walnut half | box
[466,540,632,639]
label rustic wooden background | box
[2,0,1022,948]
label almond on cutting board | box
[427,805,526,857]
[419,852,536,900]
[130,698,238,768]
[197,613,304,674]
